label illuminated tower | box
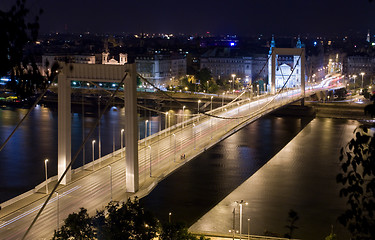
[268,35,276,89]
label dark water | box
[140,115,314,225]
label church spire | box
[269,35,276,54]
[296,36,302,48]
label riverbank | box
[189,117,355,240]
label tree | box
[0,0,43,97]
[284,209,299,239]
[97,198,158,240]
[52,198,159,240]
[52,208,95,240]
[159,221,209,240]
[336,126,375,240]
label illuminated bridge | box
[0,49,344,239]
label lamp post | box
[210,96,213,140]
[165,112,168,136]
[235,200,248,240]
[193,123,196,150]
[232,74,236,90]
[169,212,172,223]
[148,145,152,177]
[353,75,357,93]
[182,106,186,128]
[108,165,112,201]
[197,100,201,122]
[44,159,48,194]
[247,218,250,240]
[173,133,176,162]
[92,140,96,170]
[222,92,225,108]
[98,96,101,160]
[56,192,59,230]
[360,72,365,89]
[145,120,149,139]
[121,129,124,157]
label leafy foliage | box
[159,221,209,240]
[337,126,375,240]
[52,198,209,240]
[52,208,95,240]
[0,0,45,98]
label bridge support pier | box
[58,72,71,185]
[124,64,139,193]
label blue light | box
[230,42,236,47]
[313,41,317,47]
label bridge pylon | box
[57,63,139,192]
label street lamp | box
[169,212,172,223]
[210,96,213,140]
[197,100,201,122]
[193,123,196,150]
[92,140,96,170]
[247,218,250,240]
[56,191,59,230]
[145,120,149,139]
[173,133,176,162]
[148,145,152,177]
[182,106,186,128]
[165,112,168,136]
[44,159,48,194]
[360,72,365,89]
[222,92,225,108]
[232,74,236,90]
[108,165,112,201]
[235,200,248,240]
[121,129,124,157]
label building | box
[102,52,128,65]
[268,36,303,89]
[41,54,96,76]
[199,48,268,84]
[135,54,186,87]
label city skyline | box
[1,0,375,36]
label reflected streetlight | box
[121,129,124,157]
[44,159,48,194]
[92,140,96,170]
[193,123,196,150]
[235,200,248,240]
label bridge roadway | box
[0,85,336,239]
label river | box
[0,104,357,239]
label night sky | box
[1,0,375,36]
